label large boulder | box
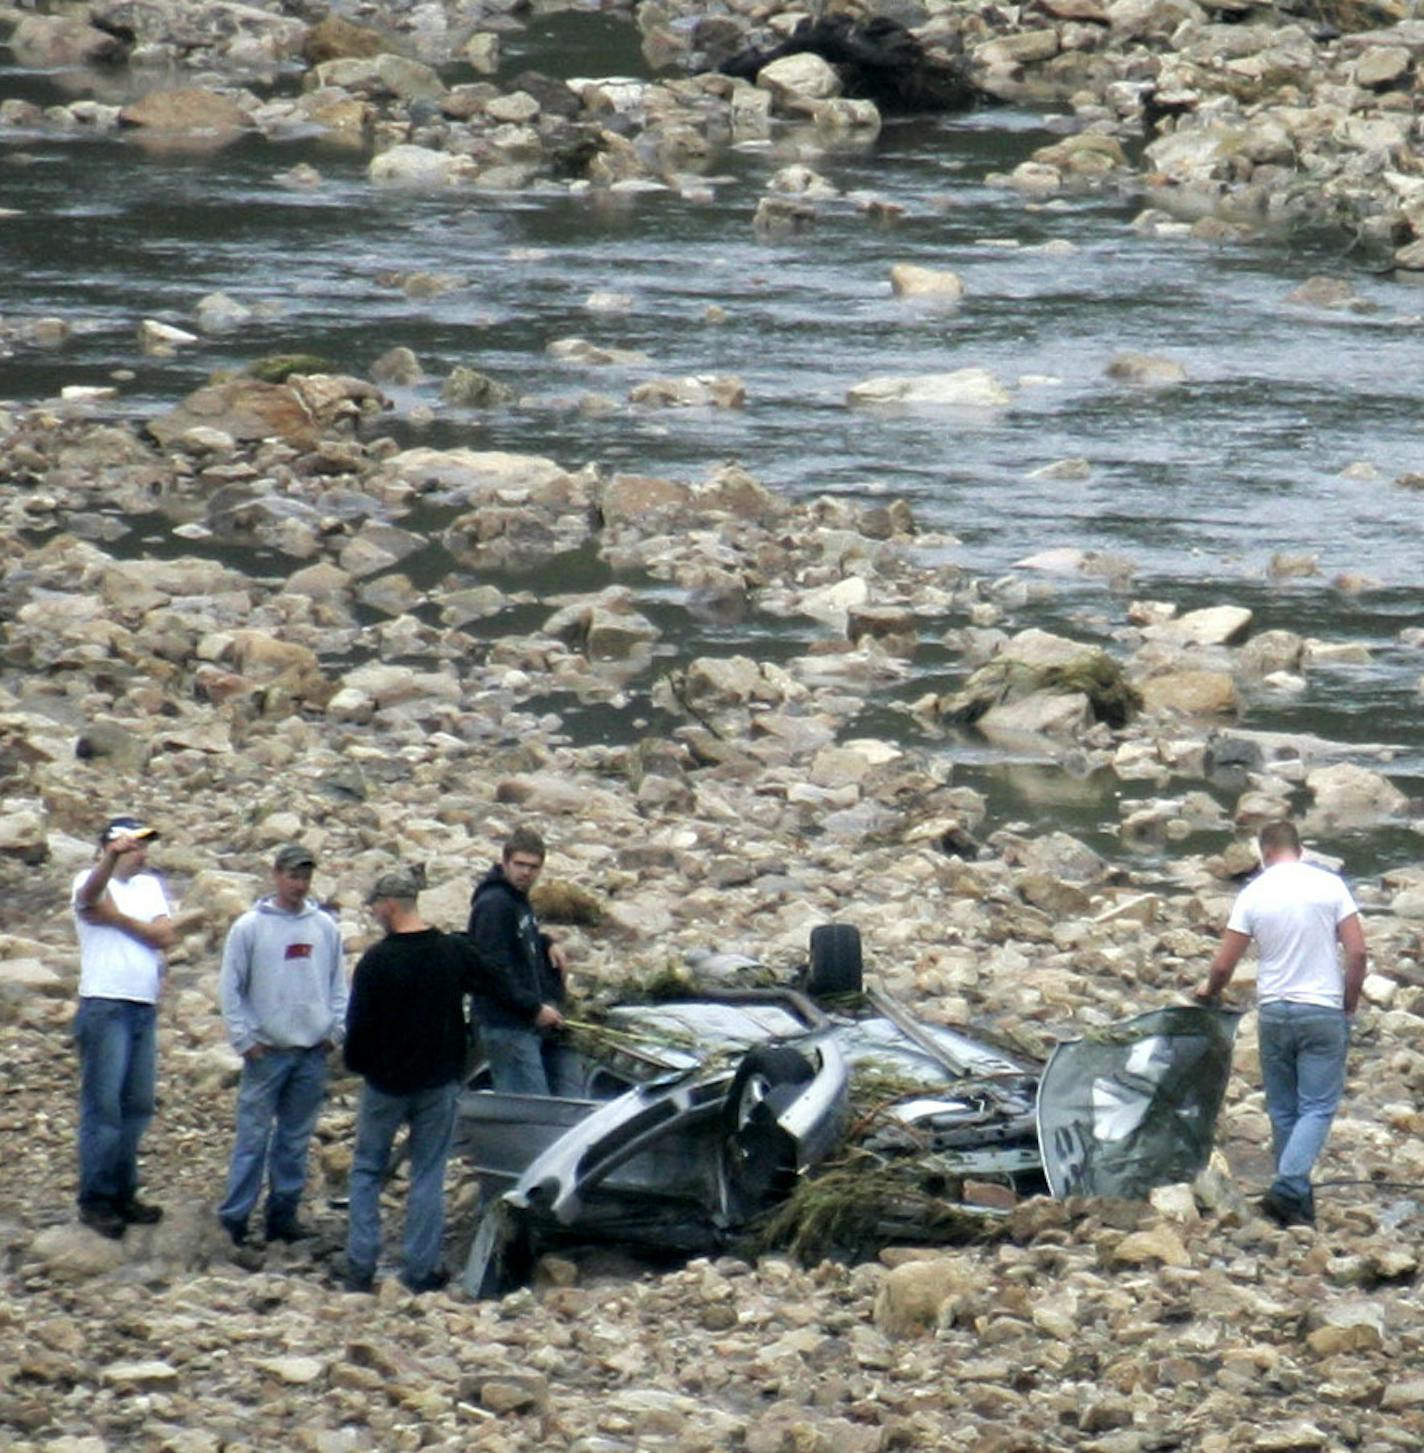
[118,89,251,134]
[940,629,1139,731]
[11,15,130,67]
[1305,763,1408,828]
[146,380,318,450]
[1138,671,1239,717]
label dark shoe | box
[79,1203,127,1240]
[342,1266,375,1294]
[1259,1189,1314,1228]
[220,1217,249,1247]
[266,1217,315,1244]
[402,1265,451,1295]
[117,1198,164,1226]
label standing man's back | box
[1198,819,1367,1227]
[343,867,479,1294]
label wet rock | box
[889,263,964,299]
[1105,353,1187,386]
[11,15,130,68]
[369,145,466,187]
[847,368,1011,407]
[442,367,514,407]
[757,53,843,105]
[628,375,745,408]
[1142,605,1252,648]
[940,628,1139,732]
[146,379,320,450]
[1304,762,1407,828]
[119,89,251,135]
[1138,671,1239,717]
[302,16,389,64]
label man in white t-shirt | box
[71,815,176,1239]
[1196,819,1367,1228]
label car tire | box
[719,1045,816,1222]
[804,923,863,998]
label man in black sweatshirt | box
[467,826,569,1096]
[343,868,478,1294]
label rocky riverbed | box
[4,2,1424,1450]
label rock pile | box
[7,0,1424,263]
[3,347,1424,1446]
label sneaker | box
[117,1198,164,1226]
[402,1265,451,1295]
[342,1266,375,1294]
[266,1217,315,1244]
[220,1217,250,1247]
[79,1203,127,1240]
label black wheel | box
[805,923,863,998]
[719,1045,816,1222]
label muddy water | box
[3,13,1422,874]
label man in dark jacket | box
[467,827,569,1095]
[343,868,478,1294]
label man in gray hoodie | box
[218,845,346,1246]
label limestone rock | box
[119,89,250,134]
[1138,671,1239,717]
[757,53,843,103]
[27,1224,127,1281]
[847,368,1011,407]
[873,1255,978,1336]
[1305,762,1407,827]
[889,264,964,300]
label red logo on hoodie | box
[285,943,314,960]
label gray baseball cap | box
[273,844,317,871]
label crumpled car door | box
[1036,1004,1242,1199]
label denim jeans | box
[346,1080,456,1286]
[217,1045,328,1229]
[482,1027,574,1096]
[74,997,157,1210]
[1257,1001,1350,1206]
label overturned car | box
[457,926,1238,1295]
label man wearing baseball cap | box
[71,815,175,1239]
[217,844,347,1247]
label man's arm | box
[81,896,175,951]
[218,918,263,1058]
[1338,913,1367,1015]
[324,918,348,1047]
[1196,928,1251,1001]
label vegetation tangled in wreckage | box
[753,1150,1013,1262]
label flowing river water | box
[4,10,1423,877]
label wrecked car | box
[457,926,1239,1294]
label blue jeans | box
[218,1045,328,1229]
[347,1080,456,1286]
[1258,1001,1350,1206]
[482,1027,573,1096]
[74,997,157,1210]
